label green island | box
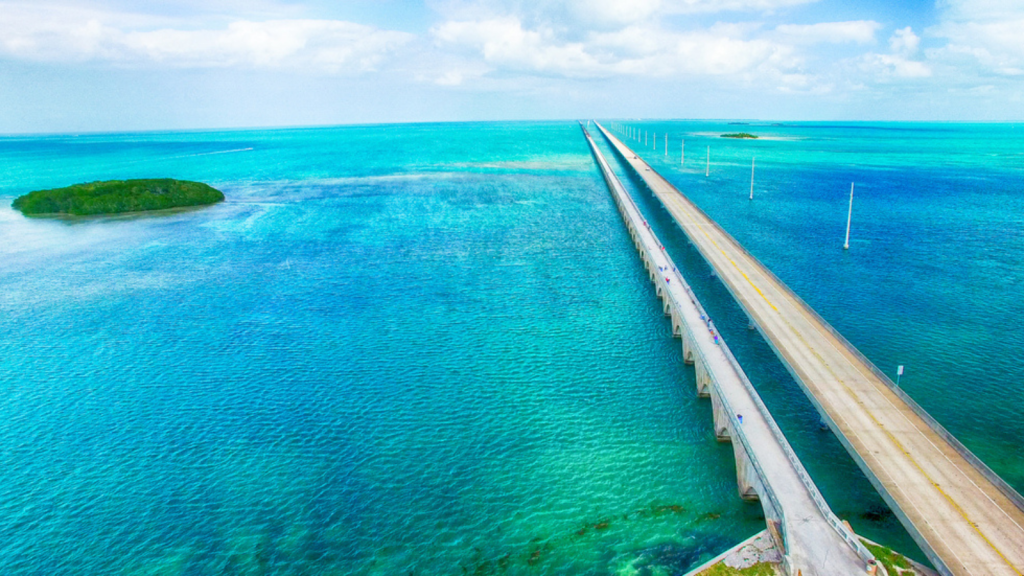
[721,133,759,139]
[12,178,224,216]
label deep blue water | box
[0,121,1020,574]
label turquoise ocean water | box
[0,121,1020,574]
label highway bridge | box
[594,121,1024,576]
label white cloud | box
[432,17,800,81]
[593,26,799,77]
[937,0,1023,21]
[0,4,413,72]
[122,20,412,71]
[660,0,818,14]
[932,23,1024,76]
[858,53,932,78]
[565,0,663,26]
[593,0,819,17]
[774,21,881,44]
[432,18,598,75]
[7,0,1020,125]
[931,0,1024,76]
[434,0,819,28]
[845,26,929,81]
[889,26,919,55]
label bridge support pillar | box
[682,332,695,366]
[733,444,761,501]
[664,298,672,317]
[709,384,730,441]
[694,355,710,396]
[671,309,682,338]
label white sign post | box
[896,365,904,388]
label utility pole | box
[750,157,755,200]
[844,183,854,250]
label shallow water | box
[0,120,1020,574]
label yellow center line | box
[678,202,778,313]
[606,130,1023,575]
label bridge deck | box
[595,122,1024,576]
[583,125,867,575]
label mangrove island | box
[720,133,758,139]
[12,178,224,216]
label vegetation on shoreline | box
[721,133,759,139]
[697,561,778,575]
[862,541,914,575]
[12,179,224,216]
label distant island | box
[12,179,224,216]
[721,133,758,139]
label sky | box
[0,0,1022,132]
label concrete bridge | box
[581,123,877,575]
[593,121,1024,576]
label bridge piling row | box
[584,121,791,562]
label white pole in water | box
[844,182,854,250]
[645,131,648,146]
[654,132,657,150]
[749,157,755,200]
[681,140,685,164]
[896,365,904,388]
[665,133,667,156]
[706,146,710,177]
